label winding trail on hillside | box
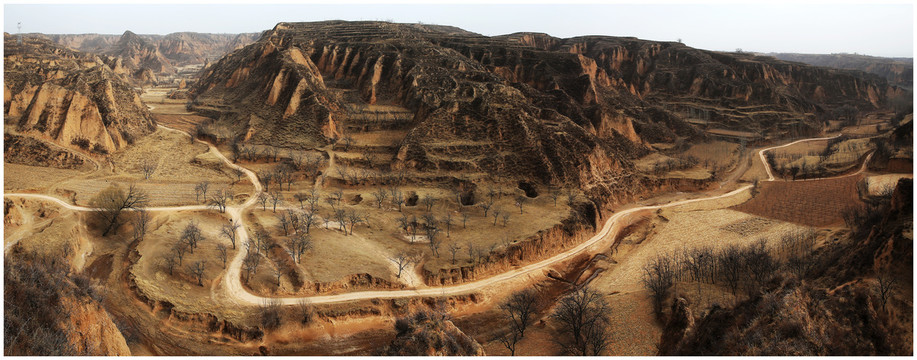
[3,128,877,306]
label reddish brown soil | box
[732,174,864,227]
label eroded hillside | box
[4,34,156,153]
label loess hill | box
[190,21,905,201]
[3,33,156,154]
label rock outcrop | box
[382,310,485,356]
[4,34,155,153]
[105,30,174,76]
[767,52,913,88]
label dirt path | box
[2,130,877,307]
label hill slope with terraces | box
[190,21,905,202]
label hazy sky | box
[4,3,914,57]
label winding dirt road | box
[3,128,877,307]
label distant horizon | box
[4,4,914,58]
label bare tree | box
[480,199,494,217]
[271,264,284,286]
[231,168,244,183]
[132,209,150,241]
[550,189,560,207]
[443,213,454,236]
[187,261,205,286]
[718,245,743,296]
[497,328,521,356]
[90,184,149,236]
[392,189,405,212]
[242,251,262,283]
[257,192,269,211]
[216,243,229,269]
[372,187,389,209]
[389,251,415,278]
[208,188,232,213]
[876,269,897,313]
[296,298,314,324]
[448,241,462,264]
[346,209,362,235]
[501,289,539,337]
[294,192,309,209]
[426,226,442,257]
[515,195,527,214]
[172,241,189,266]
[180,221,204,253]
[194,181,210,204]
[221,221,240,249]
[269,191,283,213]
[642,254,675,316]
[340,135,354,151]
[277,212,291,235]
[421,194,436,212]
[565,188,579,205]
[164,253,178,275]
[286,232,312,263]
[460,209,469,228]
[502,212,511,227]
[492,208,502,226]
[551,286,611,356]
[139,157,157,180]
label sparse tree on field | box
[257,192,269,211]
[443,213,454,236]
[642,254,675,316]
[460,209,469,228]
[498,328,520,356]
[346,209,362,235]
[552,286,612,356]
[187,261,206,286]
[448,241,462,265]
[550,189,561,207]
[242,251,261,283]
[271,264,284,286]
[208,188,232,213]
[515,195,527,214]
[164,253,178,275]
[216,243,229,269]
[466,242,475,262]
[480,199,494,217]
[300,210,317,234]
[172,241,189,266]
[422,194,436,212]
[294,192,309,209]
[139,157,157,180]
[221,222,240,249]
[501,289,539,337]
[397,214,410,236]
[286,232,312,263]
[132,209,150,241]
[180,221,204,253]
[260,298,282,330]
[91,184,149,237]
[492,208,502,226]
[373,187,389,209]
[278,212,291,235]
[409,214,419,242]
[502,212,511,227]
[487,186,497,201]
[392,190,405,212]
[269,191,283,213]
[426,226,442,257]
[390,251,415,278]
[194,181,210,203]
[231,168,244,183]
[718,245,743,296]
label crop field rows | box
[732,174,864,227]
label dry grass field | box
[732,174,864,227]
[4,128,255,207]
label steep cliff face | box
[768,52,913,88]
[106,30,174,75]
[191,21,904,194]
[5,253,130,356]
[4,34,155,153]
